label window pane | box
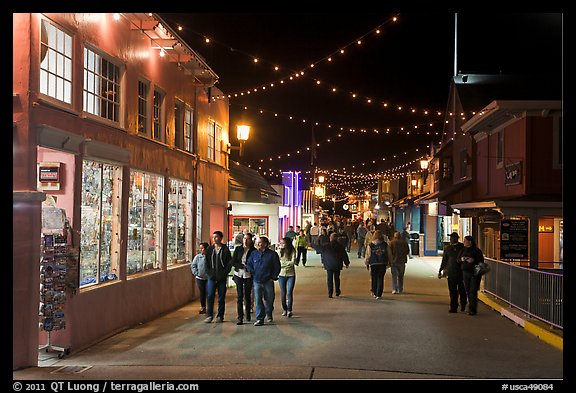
[128,171,144,275]
[80,161,102,287]
[98,164,122,282]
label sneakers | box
[460,305,467,312]
[215,316,224,323]
[236,319,243,325]
[287,311,293,318]
[281,311,287,316]
[375,296,381,300]
[203,316,213,323]
[328,294,333,298]
[254,320,264,326]
[266,316,273,323]
[336,292,341,297]
[392,290,398,294]
[198,308,206,314]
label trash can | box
[409,232,420,256]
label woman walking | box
[231,233,256,325]
[277,237,297,317]
[365,230,392,299]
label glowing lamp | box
[237,125,250,142]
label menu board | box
[500,219,529,260]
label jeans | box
[357,238,366,257]
[390,263,406,292]
[206,278,227,318]
[253,280,275,321]
[462,271,481,313]
[370,264,387,297]
[196,278,207,309]
[233,275,253,320]
[326,269,341,296]
[296,247,307,265]
[447,272,467,311]
[278,275,296,312]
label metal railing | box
[483,258,563,329]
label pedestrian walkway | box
[14,252,563,380]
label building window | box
[153,88,165,141]
[40,19,73,104]
[167,179,193,266]
[83,47,120,122]
[127,170,164,275]
[174,99,184,149]
[207,121,215,161]
[196,183,203,251]
[79,160,122,287]
[185,107,194,153]
[138,80,149,135]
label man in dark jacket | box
[438,232,466,313]
[204,231,233,323]
[246,236,281,326]
[313,233,350,298]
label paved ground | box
[13,252,563,383]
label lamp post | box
[236,125,250,157]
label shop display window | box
[232,217,268,239]
[196,183,203,251]
[167,179,193,265]
[80,160,122,287]
[127,170,164,275]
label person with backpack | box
[364,230,392,299]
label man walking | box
[356,221,368,258]
[438,232,466,313]
[204,231,233,323]
[247,236,281,326]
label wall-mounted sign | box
[37,162,62,191]
[538,225,554,233]
[505,162,522,186]
[500,219,529,260]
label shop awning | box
[36,124,84,154]
[229,162,281,204]
[416,190,438,204]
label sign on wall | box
[505,162,522,186]
[500,219,529,260]
[37,162,62,191]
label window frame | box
[137,79,150,136]
[39,17,74,107]
[153,87,166,142]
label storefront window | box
[80,160,122,287]
[232,217,268,238]
[167,179,193,265]
[128,170,164,275]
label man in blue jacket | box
[246,236,281,326]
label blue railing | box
[483,258,563,329]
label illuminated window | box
[83,46,120,122]
[127,170,164,275]
[40,19,72,104]
[167,179,193,266]
[79,160,123,287]
[196,183,203,251]
[185,107,194,153]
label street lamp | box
[318,175,325,183]
[230,125,250,157]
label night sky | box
[159,12,563,191]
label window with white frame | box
[83,46,120,122]
[167,179,193,265]
[153,88,165,141]
[185,106,194,153]
[207,120,221,163]
[138,80,149,135]
[40,19,73,104]
[174,99,184,149]
[207,121,215,161]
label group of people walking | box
[191,230,293,326]
[191,227,487,326]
